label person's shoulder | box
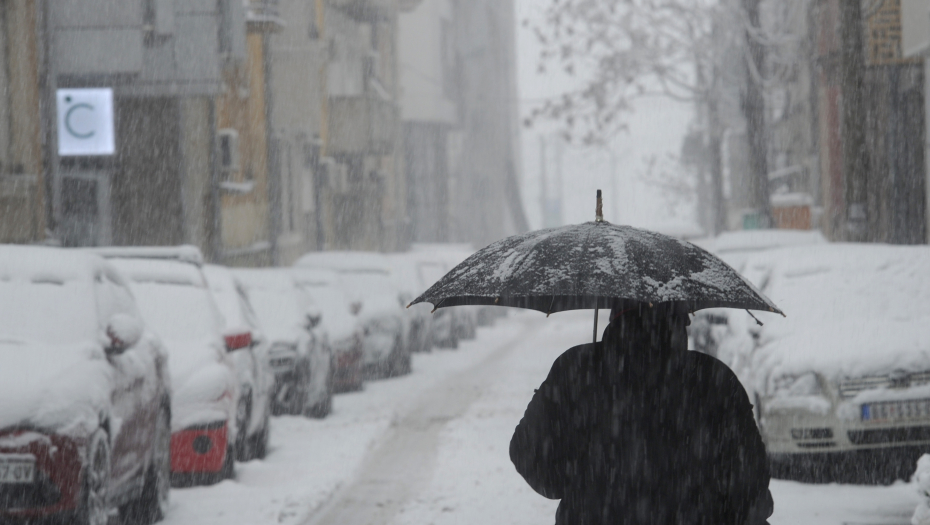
[684,351,750,398]
[545,342,598,377]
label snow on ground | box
[163,309,922,525]
[161,316,529,525]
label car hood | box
[0,340,113,436]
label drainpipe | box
[263,31,280,266]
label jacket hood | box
[0,340,112,436]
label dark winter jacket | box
[510,319,771,525]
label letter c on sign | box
[64,103,95,139]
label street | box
[161,311,921,525]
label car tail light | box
[224,332,252,352]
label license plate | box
[862,399,930,422]
[0,454,35,484]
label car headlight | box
[771,372,823,397]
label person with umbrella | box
[411,192,778,524]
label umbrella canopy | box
[410,221,782,316]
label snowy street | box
[162,311,921,525]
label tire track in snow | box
[301,315,543,525]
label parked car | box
[234,269,333,417]
[203,265,274,460]
[386,253,434,353]
[415,258,458,349]
[0,246,170,525]
[409,244,481,340]
[99,248,240,485]
[295,252,412,377]
[291,268,365,392]
[698,243,930,483]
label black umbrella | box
[410,191,782,342]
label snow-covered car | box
[203,265,274,460]
[0,246,170,525]
[291,268,365,392]
[409,244,482,339]
[386,253,434,353]
[234,269,333,417]
[101,250,240,485]
[701,243,930,482]
[415,258,458,348]
[295,252,412,377]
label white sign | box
[57,88,115,156]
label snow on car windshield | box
[130,282,220,342]
[0,279,97,345]
[247,288,304,337]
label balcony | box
[328,0,423,21]
[327,96,396,156]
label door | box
[95,272,159,497]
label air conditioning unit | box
[217,128,240,173]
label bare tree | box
[526,0,742,233]
[528,0,812,234]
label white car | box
[203,265,274,460]
[291,268,365,392]
[700,243,930,483]
[234,269,333,418]
[409,244,481,340]
[386,253,434,353]
[0,246,171,524]
[295,252,412,377]
[101,250,240,485]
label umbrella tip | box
[596,190,604,222]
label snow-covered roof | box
[739,243,930,383]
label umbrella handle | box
[593,305,599,344]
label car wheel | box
[123,406,170,524]
[251,411,270,460]
[219,444,235,481]
[76,429,112,525]
[235,394,252,461]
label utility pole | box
[839,0,870,242]
[742,0,771,228]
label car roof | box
[108,257,207,287]
[295,251,392,274]
[0,245,118,285]
[87,245,204,266]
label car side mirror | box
[350,301,363,316]
[105,314,143,356]
[305,312,322,331]
[224,329,252,352]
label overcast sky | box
[513,0,698,234]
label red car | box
[0,246,171,525]
[99,248,240,486]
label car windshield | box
[0,279,97,345]
[129,281,220,341]
[247,288,304,337]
